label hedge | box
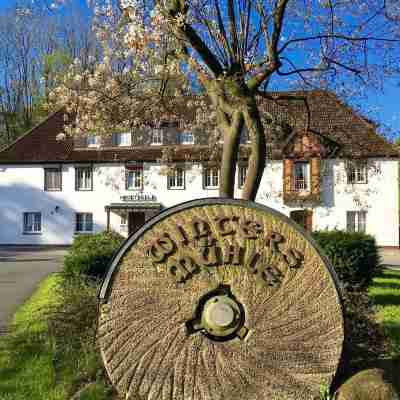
[63,230,124,278]
[312,230,381,289]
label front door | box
[290,210,313,232]
[128,212,146,235]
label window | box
[23,212,41,234]
[151,129,163,145]
[347,162,367,184]
[179,131,194,144]
[293,162,309,191]
[75,167,93,191]
[167,167,185,189]
[126,166,143,190]
[44,168,62,191]
[347,211,367,233]
[120,215,127,226]
[238,165,247,189]
[112,132,131,146]
[87,135,100,147]
[75,213,93,233]
[204,167,219,189]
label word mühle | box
[146,215,304,286]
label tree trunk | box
[205,80,265,200]
[240,98,266,201]
[219,116,243,198]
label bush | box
[311,230,387,389]
[63,230,124,279]
[312,230,381,289]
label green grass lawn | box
[369,268,400,358]
[0,273,112,400]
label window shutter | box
[125,169,129,190]
[306,210,313,232]
[283,159,293,199]
[345,160,353,183]
[44,169,48,191]
[75,168,79,191]
[90,166,94,191]
[310,157,321,201]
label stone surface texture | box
[336,369,399,400]
[98,201,344,400]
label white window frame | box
[75,212,94,233]
[23,212,42,234]
[347,162,367,184]
[112,132,131,147]
[238,165,247,189]
[293,162,310,192]
[167,167,185,189]
[151,129,163,145]
[87,135,100,147]
[346,211,367,233]
[75,167,93,191]
[126,168,143,190]
[179,131,194,145]
[204,167,219,189]
[120,214,128,226]
[44,168,62,191]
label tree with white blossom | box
[50,0,400,200]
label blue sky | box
[0,0,399,139]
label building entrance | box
[128,211,146,235]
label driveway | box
[0,247,68,334]
[379,247,400,270]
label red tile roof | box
[0,91,398,164]
[0,110,73,163]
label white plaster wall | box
[0,159,398,246]
[252,159,399,247]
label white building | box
[0,91,398,247]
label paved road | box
[379,248,400,270]
[0,247,67,334]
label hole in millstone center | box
[185,285,248,342]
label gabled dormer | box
[282,131,331,204]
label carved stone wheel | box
[98,198,344,400]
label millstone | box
[98,198,344,400]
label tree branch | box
[246,0,289,91]
[278,34,400,55]
[227,0,239,63]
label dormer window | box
[283,158,321,204]
[179,131,194,145]
[151,129,163,145]
[293,162,310,192]
[112,132,131,146]
[87,135,100,147]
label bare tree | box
[0,0,98,147]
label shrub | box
[312,230,381,289]
[312,230,388,389]
[63,230,124,279]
